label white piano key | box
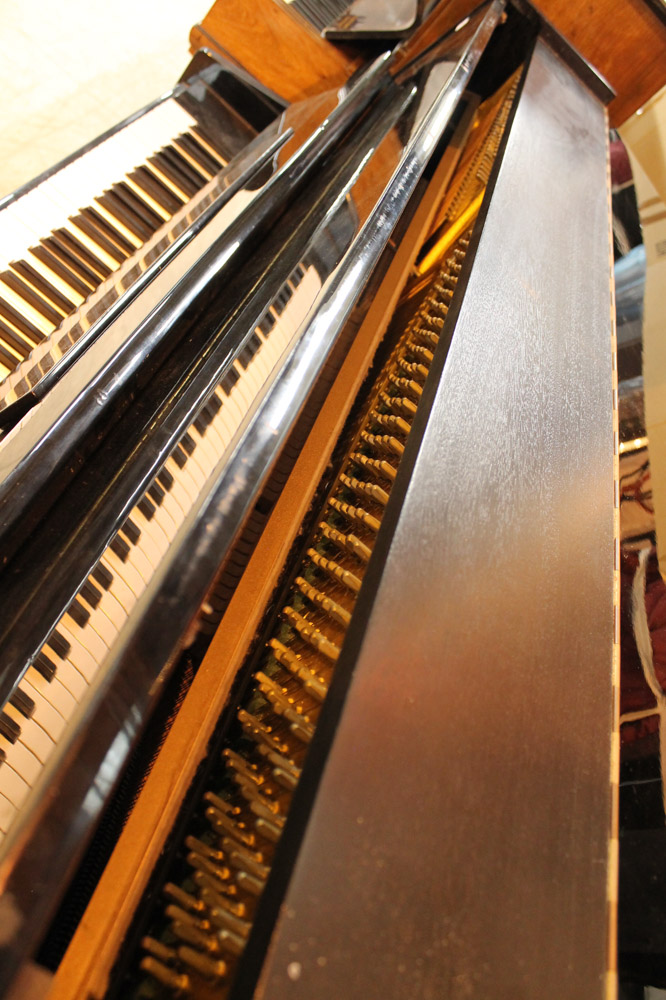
[120,531,158,581]
[123,178,171,223]
[231,362,257,408]
[0,791,18,832]
[101,550,146,603]
[163,456,200,507]
[125,512,167,571]
[147,489,180,536]
[55,623,101,685]
[0,280,54,336]
[0,734,41,786]
[65,221,120,273]
[7,685,66,743]
[133,504,171,554]
[24,249,85,304]
[22,666,77,720]
[187,425,220,473]
[91,200,142,250]
[44,651,88,703]
[11,711,55,767]
[104,548,147,584]
[61,610,109,662]
[79,588,125,647]
[180,435,213,482]
[142,161,190,203]
[0,763,30,809]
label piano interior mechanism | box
[0,2,617,998]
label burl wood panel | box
[190,0,361,102]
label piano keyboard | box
[0,262,321,842]
[0,98,230,385]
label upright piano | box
[0,2,623,997]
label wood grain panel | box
[191,0,666,125]
[532,0,666,125]
[190,0,361,102]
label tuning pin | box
[177,947,227,981]
[140,956,191,993]
[282,606,341,663]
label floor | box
[0,0,208,199]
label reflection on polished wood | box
[192,0,666,124]
[190,0,362,102]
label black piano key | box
[174,133,220,177]
[157,467,174,491]
[191,124,227,164]
[83,206,136,256]
[258,312,275,337]
[148,480,166,506]
[41,236,100,290]
[0,318,30,359]
[219,368,239,395]
[10,260,75,313]
[0,712,20,744]
[30,244,92,298]
[1,270,63,325]
[91,562,113,590]
[237,332,262,370]
[171,445,188,470]
[70,213,127,265]
[66,597,90,628]
[52,228,112,279]
[0,748,6,764]
[160,145,208,188]
[0,342,19,371]
[148,153,198,198]
[97,192,152,242]
[138,495,156,521]
[193,412,210,436]
[0,296,45,345]
[10,689,35,719]
[180,432,196,456]
[120,516,141,545]
[274,289,290,312]
[110,535,131,562]
[112,182,164,232]
[34,651,56,682]
[170,137,214,181]
[46,629,71,659]
[80,579,102,609]
[206,393,222,415]
[128,166,184,215]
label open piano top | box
[0,4,617,999]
